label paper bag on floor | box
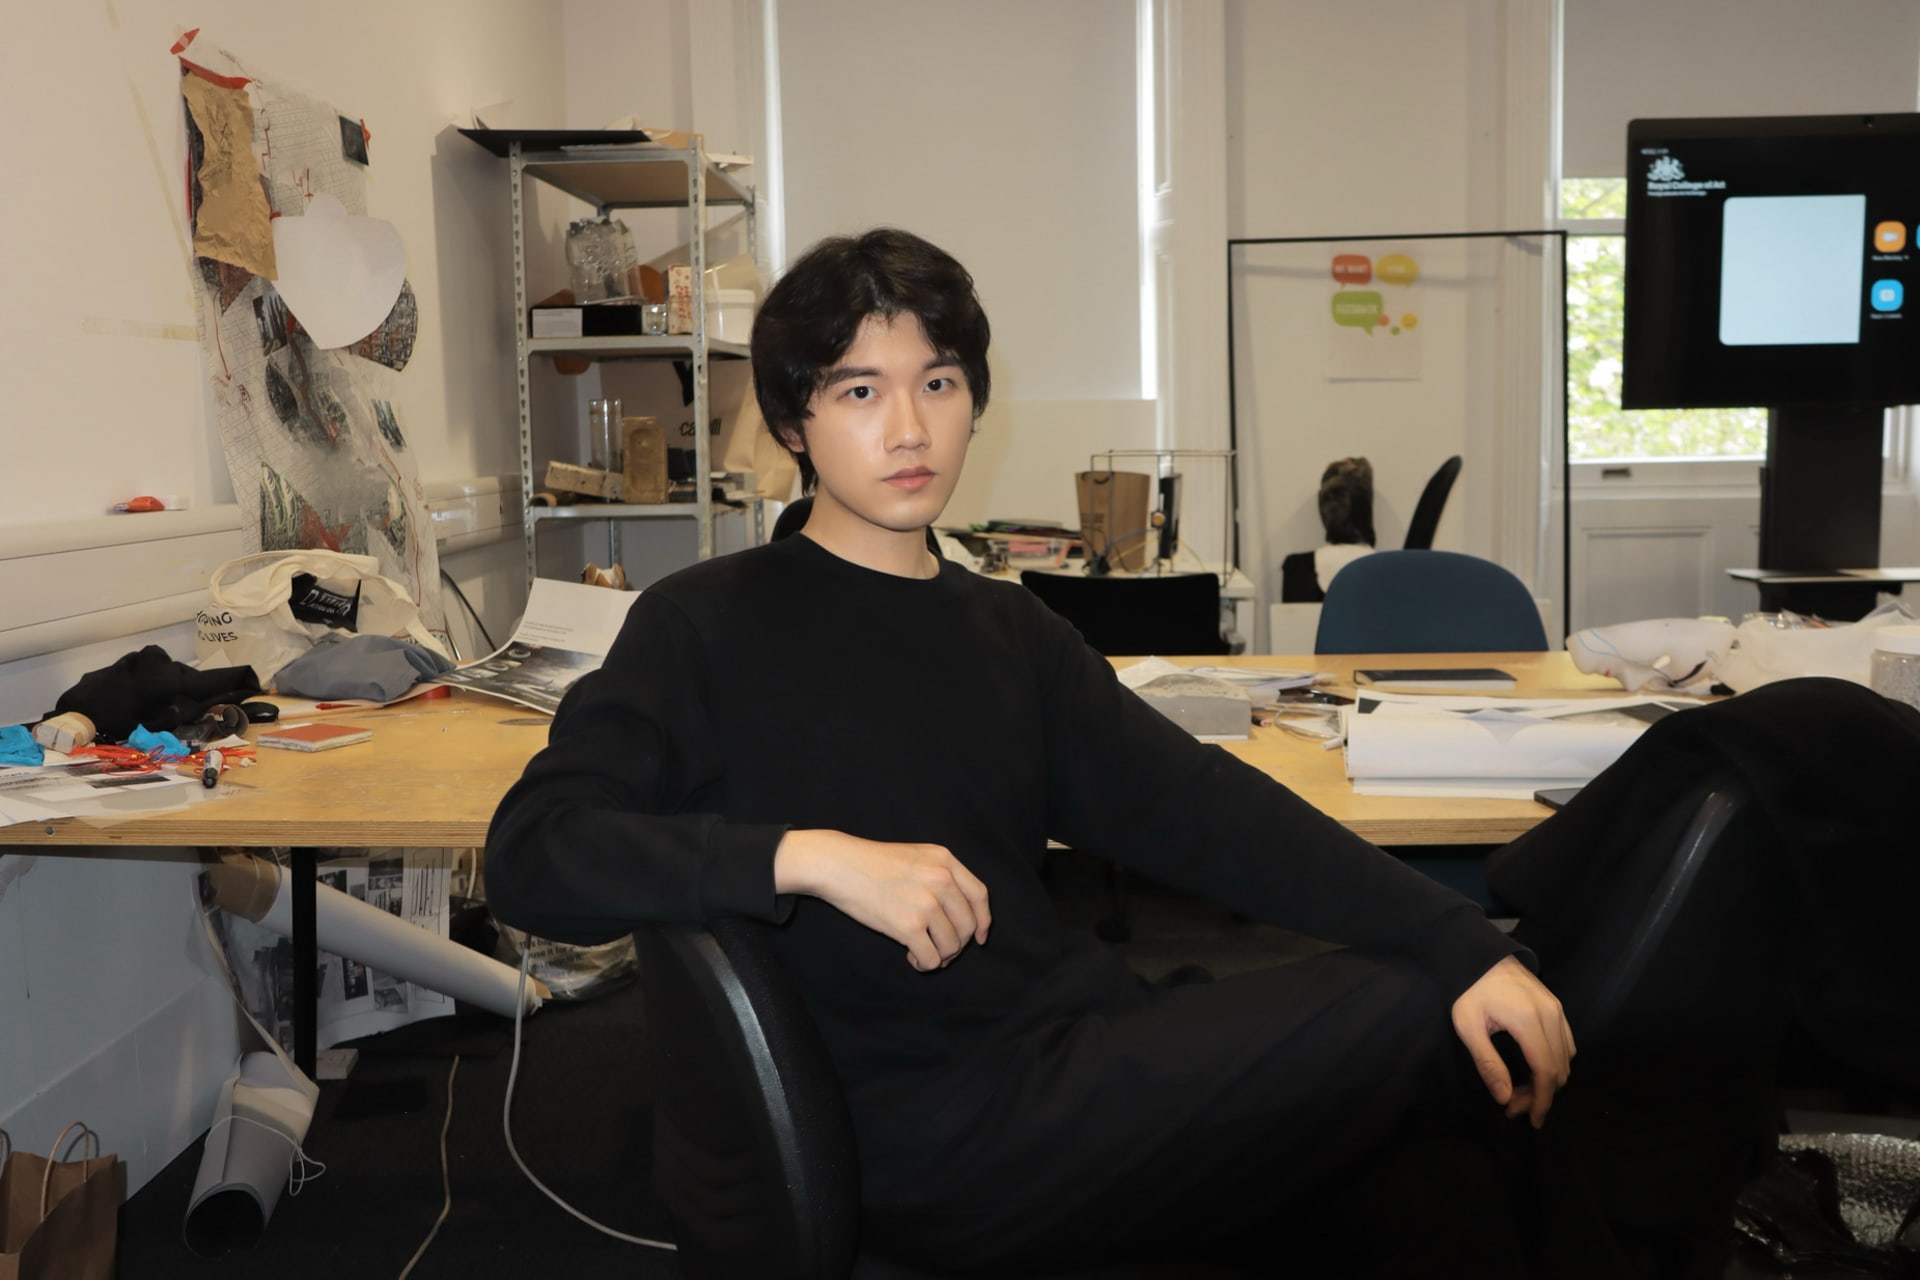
[0,1124,126,1280]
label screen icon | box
[1874,221,1907,253]
[1871,279,1904,312]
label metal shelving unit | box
[461,128,763,584]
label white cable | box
[203,1114,327,1194]
[502,947,677,1250]
[397,1056,460,1280]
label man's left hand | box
[1450,955,1576,1128]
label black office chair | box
[1314,550,1546,654]
[634,917,1252,1280]
[1489,774,1773,1046]
[1402,455,1462,551]
[1018,571,1231,657]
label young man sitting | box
[487,228,1861,1277]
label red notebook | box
[255,722,374,752]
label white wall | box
[772,0,1146,532]
[0,1,566,1192]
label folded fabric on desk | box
[271,633,455,703]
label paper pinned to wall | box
[180,72,276,278]
[180,41,444,635]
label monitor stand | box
[1755,404,1887,618]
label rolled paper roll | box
[206,851,549,1014]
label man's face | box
[782,312,973,540]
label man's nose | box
[885,393,929,450]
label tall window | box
[1562,178,1767,463]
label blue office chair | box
[1313,550,1546,654]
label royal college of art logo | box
[1648,156,1686,183]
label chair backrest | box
[633,918,859,1280]
[1019,571,1230,656]
[1402,455,1463,551]
[1490,775,1780,1050]
[1313,549,1547,653]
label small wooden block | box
[544,460,624,500]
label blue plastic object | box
[0,724,43,766]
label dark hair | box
[1318,457,1375,545]
[751,228,992,492]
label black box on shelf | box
[529,302,647,339]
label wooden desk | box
[0,693,550,1074]
[0,694,547,850]
[0,654,1618,1066]
[1142,651,1626,847]
[0,652,1622,853]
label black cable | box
[439,569,497,653]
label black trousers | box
[863,949,1552,1277]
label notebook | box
[256,722,374,752]
[1351,667,1517,692]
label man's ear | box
[774,423,806,454]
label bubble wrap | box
[1779,1132,1920,1248]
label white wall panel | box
[776,0,1141,404]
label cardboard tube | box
[207,852,549,1014]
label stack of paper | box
[1342,692,1699,799]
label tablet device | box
[1532,786,1583,810]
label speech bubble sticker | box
[1331,254,1372,285]
[1376,253,1419,287]
[1331,290,1383,335]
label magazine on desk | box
[1341,691,1702,799]
[432,578,641,714]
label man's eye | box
[845,385,874,401]
[926,377,952,392]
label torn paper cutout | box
[197,256,254,311]
[269,192,405,349]
[348,279,418,371]
[181,72,276,278]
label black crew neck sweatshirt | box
[486,536,1520,1128]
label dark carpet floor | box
[116,850,1906,1278]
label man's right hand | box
[774,829,992,971]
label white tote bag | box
[196,550,448,687]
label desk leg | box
[291,848,317,1078]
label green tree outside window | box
[1562,178,1767,461]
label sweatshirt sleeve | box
[484,590,791,945]
[1033,612,1525,1000]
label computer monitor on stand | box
[1623,113,1918,618]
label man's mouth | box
[885,468,935,491]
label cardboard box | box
[666,264,695,334]
[621,416,668,504]
[1076,470,1153,571]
